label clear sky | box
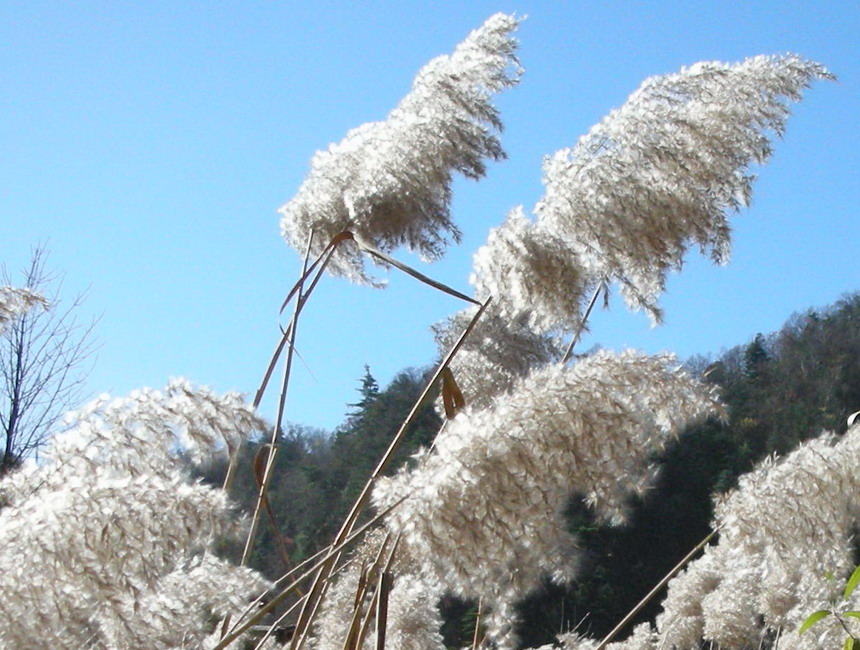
[2,1,858,432]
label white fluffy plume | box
[279,13,521,284]
[472,55,832,329]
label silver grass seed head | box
[374,351,718,648]
[656,424,860,649]
[470,206,591,333]
[535,54,832,324]
[0,382,268,649]
[41,379,266,480]
[279,13,522,285]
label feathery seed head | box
[279,13,522,284]
[470,207,591,333]
[534,54,832,324]
[374,351,718,646]
[0,382,268,649]
[656,423,860,649]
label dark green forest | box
[200,292,860,648]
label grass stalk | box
[356,536,398,650]
[287,298,492,650]
[341,568,371,650]
[252,565,348,650]
[375,571,393,650]
[232,239,490,648]
[471,596,484,650]
[349,578,377,650]
[222,232,314,494]
[252,444,299,579]
[259,233,347,407]
[595,528,718,650]
[344,535,391,650]
[215,498,406,650]
[561,280,606,364]
[240,235,312,567]
[353,236,481,306]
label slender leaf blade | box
[799,610,832,634]
[355,237,481,305]
[846,566,860,600]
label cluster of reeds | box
[0,12,844,650]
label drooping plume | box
[373,351,719,646]
[279,13,521,284]
[537,54,832,324]
[0,381,269,649]
[654,423,860,649]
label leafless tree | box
[0,246,97,474]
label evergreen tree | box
[743,332,770,381]
[342,365,380,433]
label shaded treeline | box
[201,292,860,648]
[517,292,860,647]
[198,367,441,573]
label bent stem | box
[240,232,316,567]
[229,231,353,565]
[221,232,316,493]
[256,232,348,412]
[227,232,492,647]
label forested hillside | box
[202,292,860,648]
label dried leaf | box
[441,367,466,418]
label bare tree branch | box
[0,245,98,474]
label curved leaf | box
[799,610,832,635]
[441,367,467,419]
[846,566,860,600]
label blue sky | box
[2,1,858,432]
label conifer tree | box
[346,365,380,421]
